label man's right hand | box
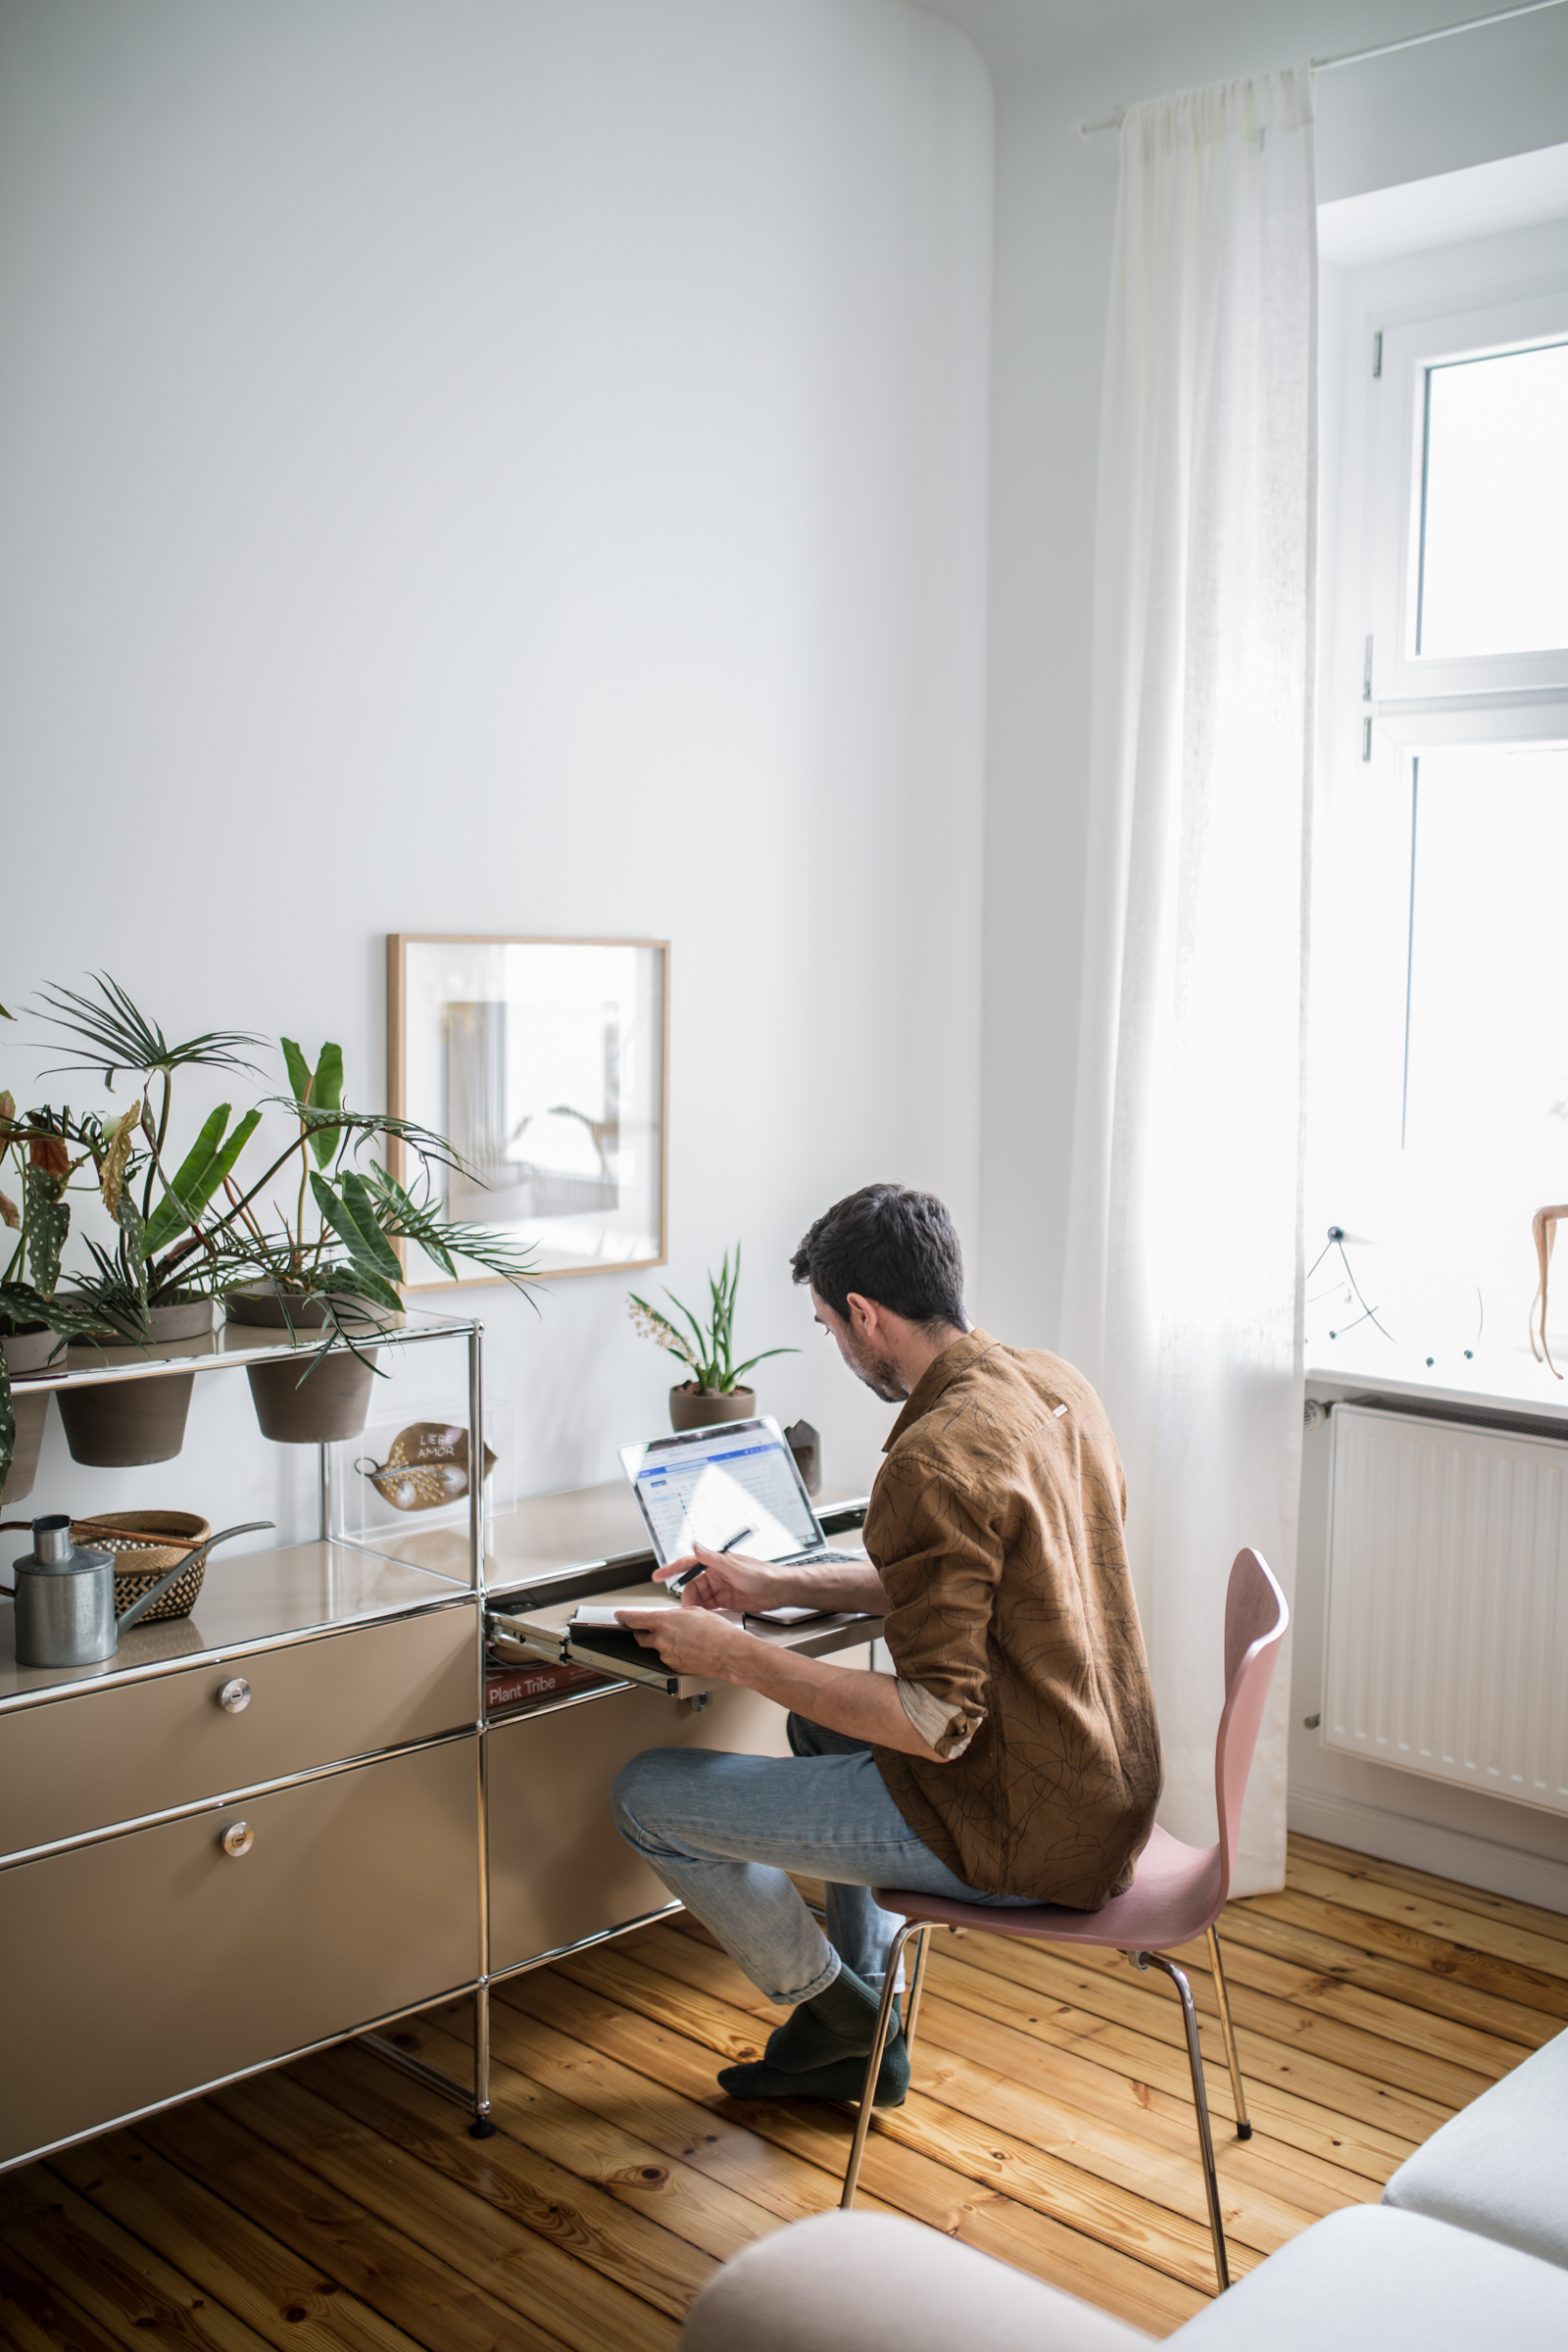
[654,1544,786,1614]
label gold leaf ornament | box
[356,1422,498,1512]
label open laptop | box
[618,1415,864,1596]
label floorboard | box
[3,1834,1560,2349]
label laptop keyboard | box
[777,1547,863,1566]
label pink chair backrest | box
[1211,1548,1290,1908]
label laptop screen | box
[620,1417,820,1565]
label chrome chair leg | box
[903,1925,932,2063]
[1206,1925,1251,2140]
[1137,1951,1230,2293]
[841,1919,923,2211]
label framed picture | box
[388,935,667,1284]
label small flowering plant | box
[628,1245,795,1395]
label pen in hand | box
[666,1527,754,1595]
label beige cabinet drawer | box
[487,1677,798,1973]
[0,1733,480,2167]
[0,1602,477,1857]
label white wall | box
[0,0,993,1544]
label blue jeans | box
[611,1715,1045,2005]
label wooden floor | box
[5,1832,1568,2350]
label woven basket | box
[73,1510,213,1625]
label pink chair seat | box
[873,1822,1227,1953]
[840,1544,1291,2298]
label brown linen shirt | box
[866,1331,1161,1905]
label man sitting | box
[612,1183,1162,2106]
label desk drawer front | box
[0,1602,477,1858]
[487,1677,799,1972]
[0,1734,480,2167]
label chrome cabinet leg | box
[468,1980,496,2137]
[1206,1925,1250,2140]
[841,1919,922,2211]
[1137,1951,1230,2293]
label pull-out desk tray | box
[491,1581,878,1698]
[485,1479,877,1699]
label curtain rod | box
[1072,0,1567,137]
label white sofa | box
[680,2027,1568,2352]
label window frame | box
[1367,284,1568,713]
[1307,214,1568,1319]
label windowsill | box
[1307,1328,1568,1424]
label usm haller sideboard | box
[0,1314,872,2169]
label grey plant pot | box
[2,1325,65,1376]
[1,1390,51,1504]
[55,1300,210,1468]
[246,1348,381,1444]
[228,1286,384,1443]
[668,1384,757,1433]
[3,1323,63,1502]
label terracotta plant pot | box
[227,1285,382,1445]
[668,1384,757,1434]
[55,1300,213,1469]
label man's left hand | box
[614,1604,754,1677]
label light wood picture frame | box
[388,934,668,1286]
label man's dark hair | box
[791,1184,968,1329]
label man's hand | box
[614,1601,757,1678]
[653,1544,787,1614]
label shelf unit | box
[0,1315,872,2171]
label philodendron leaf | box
[280,1038,314,1109]
[0,1349,13,1499]
[310,1171,404,1291]
[24,1167,68,1295]
[337,1170,404,1282]
[309,1044,344,1168]
[144,1105,262,1256]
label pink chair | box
[841,1546,1290,2294]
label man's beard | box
[846,1340,906,1403]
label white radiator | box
[1324,1403,1568,1815]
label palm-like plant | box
[30,975,268,1309]
[628,1246,795,1395]
[197,1050,535,1375]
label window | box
[1415,341,1568,658]
[1310,213,1568,1368]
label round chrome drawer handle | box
[220,1821,254,1858]
[218,1677,252,1714]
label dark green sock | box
[756,1963,898,2072]
[716,1964,910,2106]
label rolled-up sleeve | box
[866,1445,1002,1761]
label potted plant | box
[22,979,268,1466]
[629,1247,796,1431]
[0,1073,137,1496]
[8,979,540,1454]
[188,1035,538,1444]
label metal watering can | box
[5,1512,274,1668]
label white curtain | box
[1061,70,1316,1893]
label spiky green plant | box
[628,1246,795,1395]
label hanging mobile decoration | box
[1307,1226,1396,1345]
